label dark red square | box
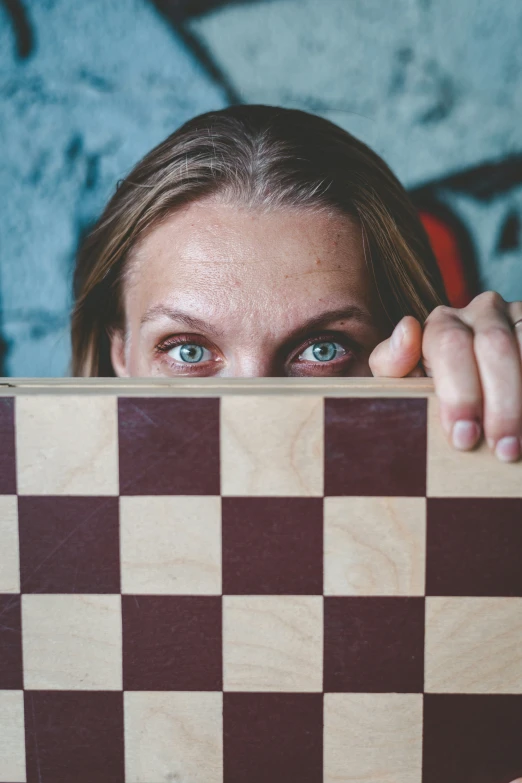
[24,691,124,783]
[18,497,120,593]
[0,594,22,689]
[323,596,425,692]
[122,595,222,690]
[426,499,522,596]
[224,693,323,783]
[0,398,16,494]
[222,498,323,594]
[423,694,522,783]
[118,397,220,495]
[324,398,427,496]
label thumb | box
[369,316,423,377]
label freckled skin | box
[110,196,393,378]
[105,189,522,463]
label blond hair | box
[72,104,448,376]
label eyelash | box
[155,332,358,364]
[155,335,212,357]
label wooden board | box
[0,377,521,783]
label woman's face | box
[110,198,393,378]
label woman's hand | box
[369,291,522,463]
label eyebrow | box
[140,305,225,337]
[140,304,374,339]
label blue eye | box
[300,341,347,363]
[167,343,212,363]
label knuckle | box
[436,326,471,357]
[475,290,506,309]
[475,326,513,357]
[425,304,454,324]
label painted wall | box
[1,0,521,376]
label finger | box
[462,295,522,460]
[421,308,483,451]
[508,300,522,356]
[405,363,427,378]
[369,316,422,377]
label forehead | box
[125,199,377,320]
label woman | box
[72,104,522,463]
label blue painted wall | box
[1,0,521,375]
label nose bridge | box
[217,298,285,377]
[220,352,283,378]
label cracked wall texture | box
[1,0,521,376]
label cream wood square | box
[223,595,323,691]
[124,691,223,783]
[324,693,423,783]
[0,496,20,592]
[15,395,118,495]
[0,691,26,783]
[324,497,426,596]
[425,597,522,693]
[22,594,122,690]
[221,395,323,496]
[120,496,221,594]
[427,397,522,497]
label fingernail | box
[452,420,481,450]
[391,322,405,351]
[494,436,521,462]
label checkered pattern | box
[1,387,522,783]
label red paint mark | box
[419,211,473,308]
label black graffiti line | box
[1,0,34,59]
[149,0,243,105]
[175,22,242,105]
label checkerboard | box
[1,377,521,783]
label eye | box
[166,342,212,364]
[298,340,348,363]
